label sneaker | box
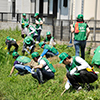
[36,41,39,44]
[77,86,82,91]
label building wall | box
[0,0,8,12]
[57,0,69,20]
[16,0,31,13]
[84,0,95,20]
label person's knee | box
[66,72,70,78]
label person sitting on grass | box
[43,31,56,46]
[39,41,59,58]
[5,36,19,54]
[22,36,36,55]
[31,52,56,84]
[9,52,34,76]
[59,52,98,91]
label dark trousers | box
[46,52,55,58]
[7,41,18,52]
[32,69,54,84]
[67,70,98,89]
[36,30,41,42]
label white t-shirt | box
[38,59,52,72]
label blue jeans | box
[15,64,32,75]
[36,30,41,42]
[74,40,86,59]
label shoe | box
[77,86,82,91]
[36,41,39,44]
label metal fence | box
[0,12,100,42]
[52,19,100,42]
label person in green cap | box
[25,23,38,40]
[43,31,56,46]
[9,52,35,76]
[5,36,19,54]
[34,13,43,43]
[39,41,59,58]
[21,13,29,38]
[31,52,56,84]
[59,52,98,91]
[22,36,36,55]
[70,14,90,59]
[91,46,100,68]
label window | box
[63,0,68,7]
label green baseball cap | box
[34,13,39,17]
[39,42,45,47]
[46,32,51,36]
[59,52,68,64]
[12,52,19,57]
[31,52,39,58]
[25,38,31,45]
[23,13,26,16]
[7,36,10,40]
[77,14,83,19]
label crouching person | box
[5,36,18,54]
[31,52,56,84]
[9,52,34,76]
[39,42,59,58]
[59,52,98,91]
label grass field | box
[0,28,100,100]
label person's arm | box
[34,59,46,69]
[35,19,43,25]
[34,64,44,69]
[75,56,91,71]
[29,27,35,35]
[70,24,74,33]
[86,27,90,40]
[40,49,48,57]
[9,66,15,76]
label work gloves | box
[70,67,78,75]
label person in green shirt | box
[39,41,59,58]
[25,23,38,40]
[70,14,90,59]
[34,13,43,43]
[9,52,34,76]
[22,36,36,55]
[92,46,100,68]
[31,52,56,84]
[43,31,56,46]
[59,52,98,91]
[21,13,29,38]
[5,36,19,54]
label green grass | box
[0,28,100,100]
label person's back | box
[92,46,100,68]
[39,42,59,58]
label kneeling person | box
[31,52,56,84]
[5,36,18,54]
[22,36,35,55]
[9,52,34,76]
[39,42,59,58]
[59,52,98,91]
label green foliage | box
[0,29,100,100]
